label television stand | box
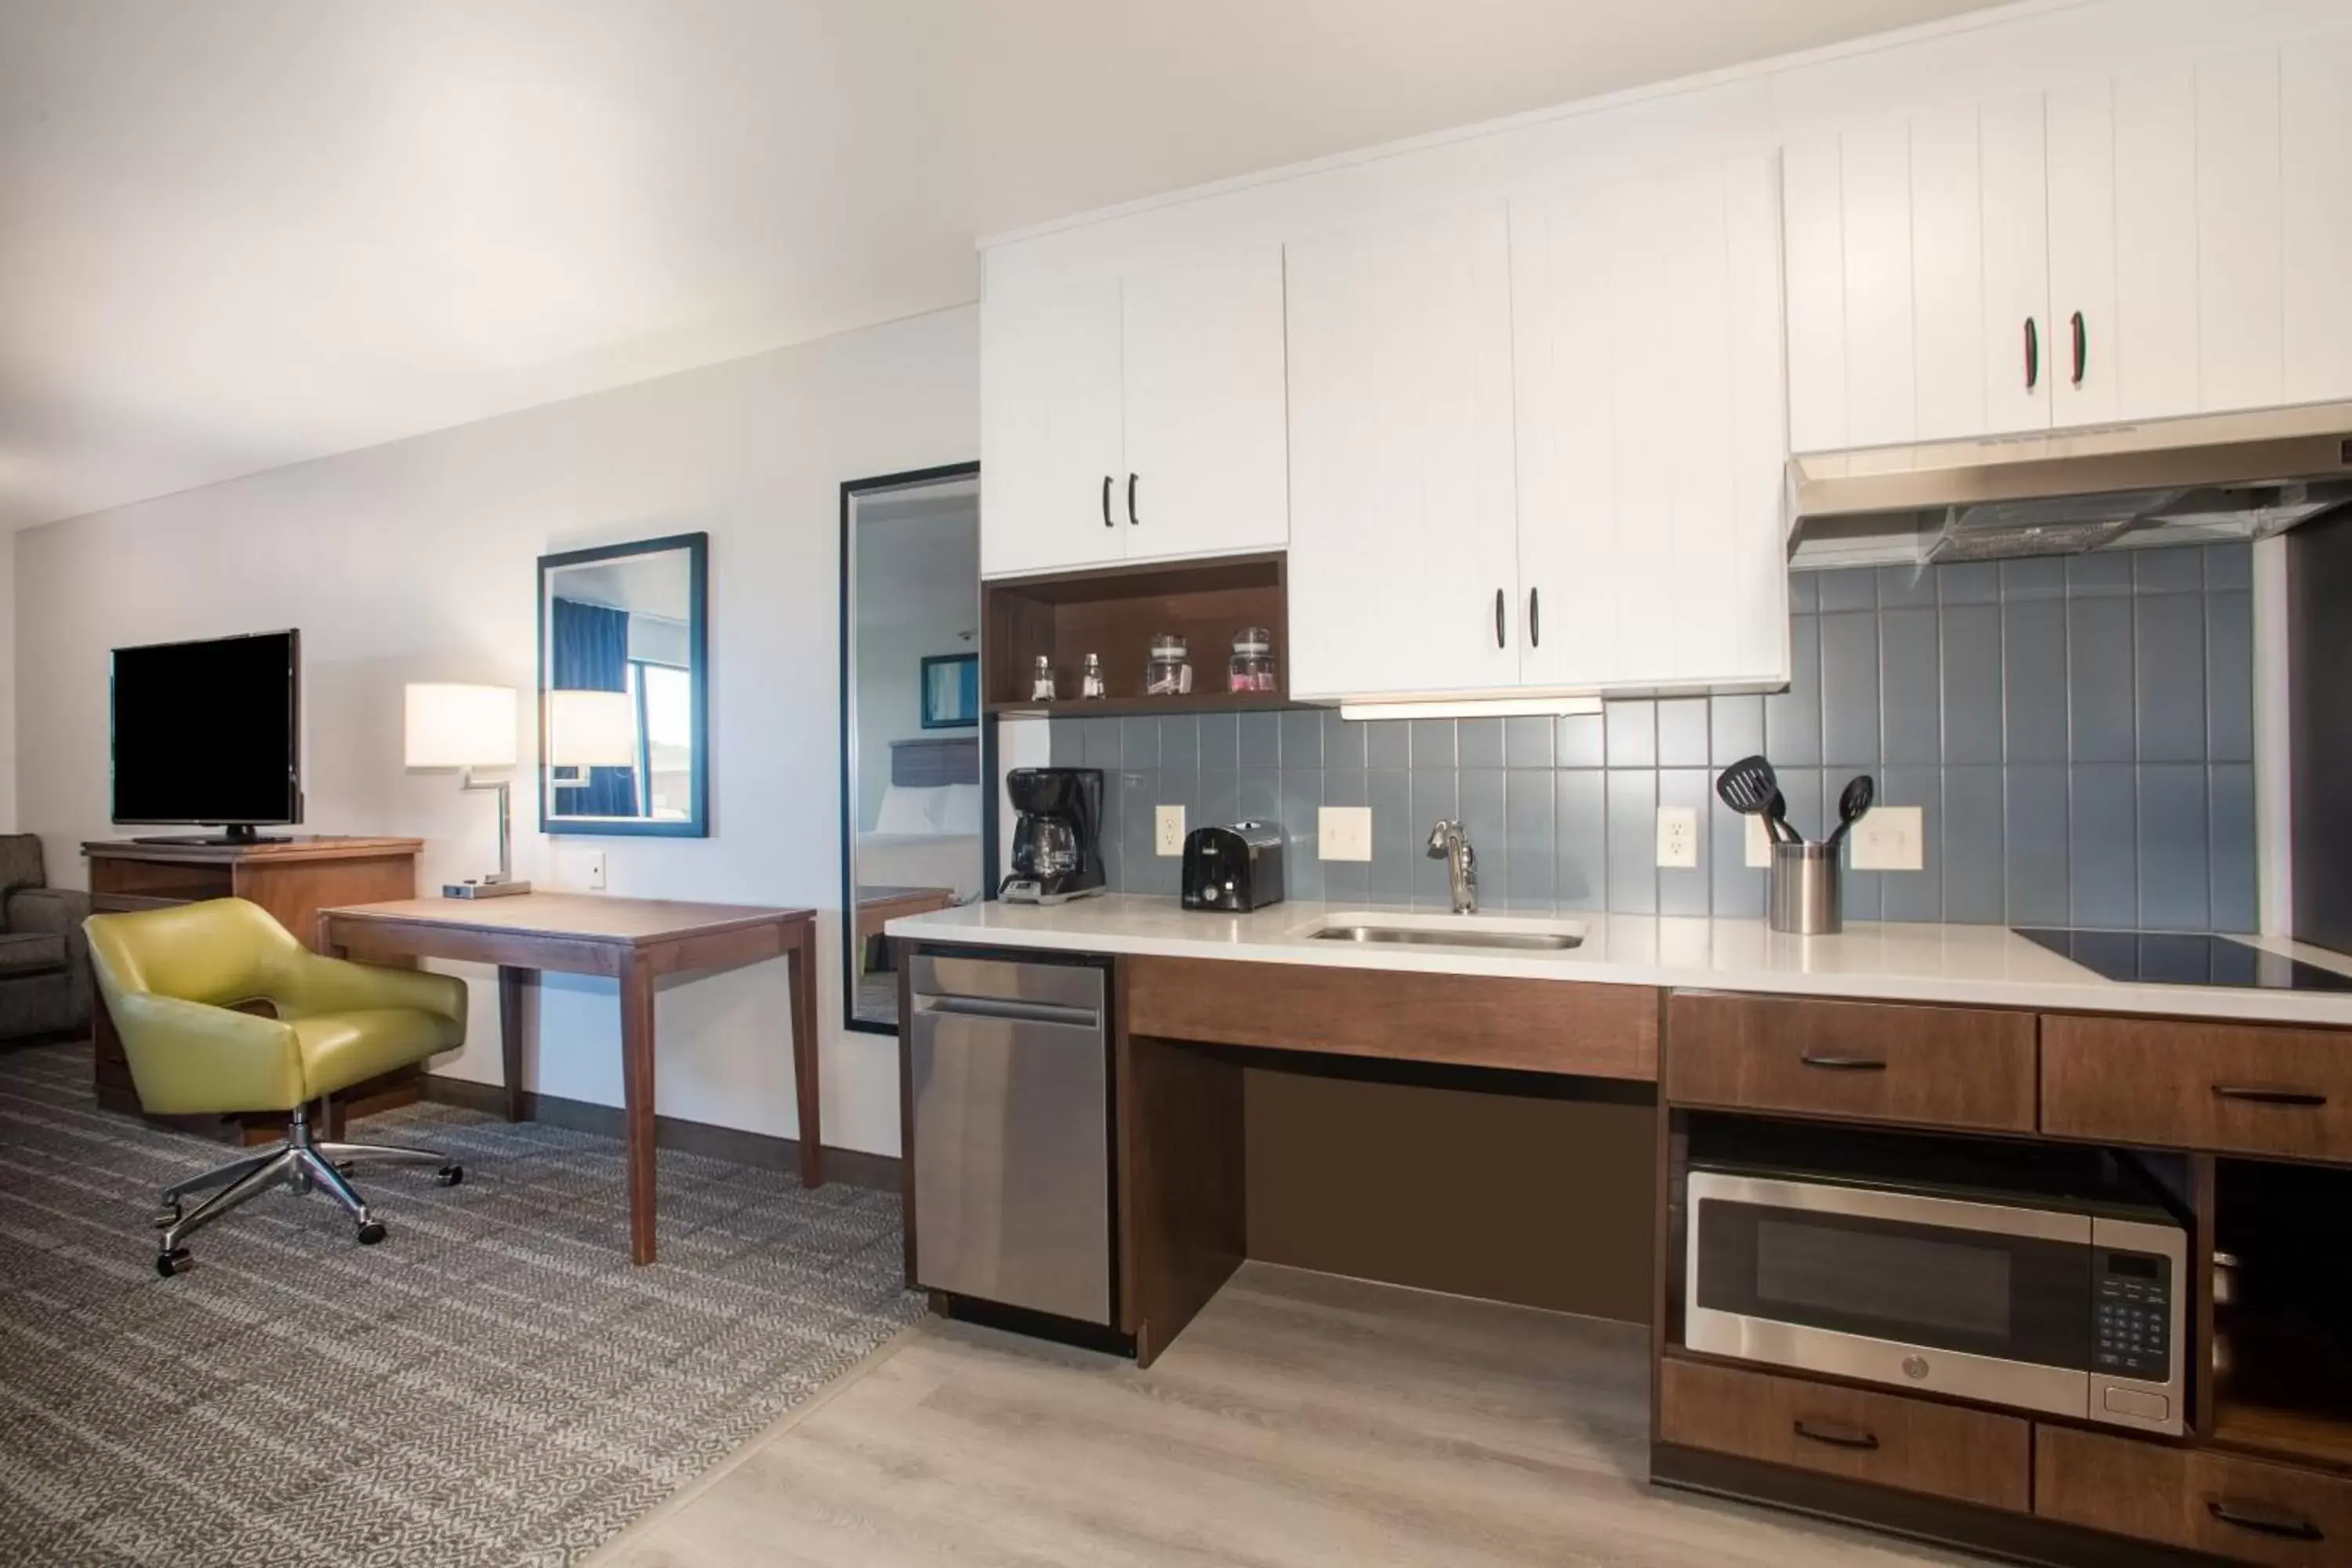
[130,832,294,847]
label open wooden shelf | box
[2209,1157,2352,1474]
[982,553,1289,716]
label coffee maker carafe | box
[1001,767,1106,904]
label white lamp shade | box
[405,683,518,768]
[548,688,638,768]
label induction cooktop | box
[2013,927,2352,992]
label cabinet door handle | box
[1792,1418,1880,1451]
[2207,1499,2324,1541]
[1494,588,1506,649]
[1101,475,1112,528]
[2211,1084,2328,1108]
[2070,310,2087,387]
[1127,473,1139,526]
[1529,586,1541,648]
[1800,1054,1889,1072]
[2024,317,2040,390]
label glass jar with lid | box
[1145,634,1192,696]
[1229,627,1277,694]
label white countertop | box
[888,895,2352,1027]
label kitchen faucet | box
[1425,818,1478,915]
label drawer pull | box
[2211,1084,2329,1108]
[1799,1054,1889,1072]
[2207,1498,2324,1541]
[1792,1417,1880,1451]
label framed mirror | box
[539,532,708,837]
[840,464,989,1033]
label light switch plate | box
[1656,806,1698,869]
[1850,805,1925,871]
[1319,805,1373,862]
[1744,815,1773,869]
[1155,804,1186,857]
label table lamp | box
[547,688,638,793]
[405,682,531,898]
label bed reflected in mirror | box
[841,467,984,1032]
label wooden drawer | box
[1659,1356,2031,1511]
[2043,1015,2352,1162]
[2038,1425,2352,1564]
[1665,993,2036,1131]
[1123,957,1658,1080]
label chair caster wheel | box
[355,1219,387,1246]
[435,1164,463,1188]
[151,1204,181,1231]
[155,1247,191,1277]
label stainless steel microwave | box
[1686,1163,2187,1435]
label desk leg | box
[787,926,822,1189]
[620,953,658,1265]
[498,966,533,1123]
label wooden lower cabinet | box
[2036,1425,2352,1564]
[2042,1014,2352,1163]
[1665,992,2037,1131]
[1658,1356,2032,1512]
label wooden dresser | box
[85,837,424,1138]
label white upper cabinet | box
[979,245,1287,579]
[980,277,1125,577]
[1118,248,1290,567]
[2281,31,2352,405]
[1512,154,1788,694]
[1285,202,1521,701]
[1785,34,2352,450]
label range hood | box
[1787,401,2352,568]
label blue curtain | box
[551,597,638,815]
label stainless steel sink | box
[1310,924,1583,951]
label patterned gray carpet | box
[0,1042,922,1568]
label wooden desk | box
[85,836,424,1134]
[855,885,953,973]
[318,892,819,1265]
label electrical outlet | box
[583,850,608,891]
[1656,806,1698,869]
[1850,805,1925,871]
[1745,815,1773,869]
[1155,804,1186,857]
[1319,805,1373,862]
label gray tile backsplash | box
[1043,543,2257,930]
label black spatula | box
[1716,755,1794,844]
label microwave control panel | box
[2093,1250,2172,1381]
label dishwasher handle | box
[912,993,1101,1029]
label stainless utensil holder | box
[1769,840,1842,935]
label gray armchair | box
[0,835,91,1041]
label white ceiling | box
[0,0,2007,531]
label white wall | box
[16,305,978,1156]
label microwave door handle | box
[1792,1418,1881,1451]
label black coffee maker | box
[1001,767,1106,904]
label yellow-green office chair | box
[85,897,470,1276]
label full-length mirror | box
[840,466,985,1033]
[539,532,709,837]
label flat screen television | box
[111,630,303,843]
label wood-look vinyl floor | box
[595,1263,1979,1567]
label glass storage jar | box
[1145,634,1192,696]
[1229,628,1277,694]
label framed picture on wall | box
[919,652,978,729]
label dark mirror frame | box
[839,463,993,1038]
[537,531,710,839]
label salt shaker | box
[1029,655,1057,702]
[1079,653,1106,700]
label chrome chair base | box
[152,1104,460,1275]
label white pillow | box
[873,785,945,834]
[935,783,982,835]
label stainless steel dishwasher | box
[906,951,1112,1327]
